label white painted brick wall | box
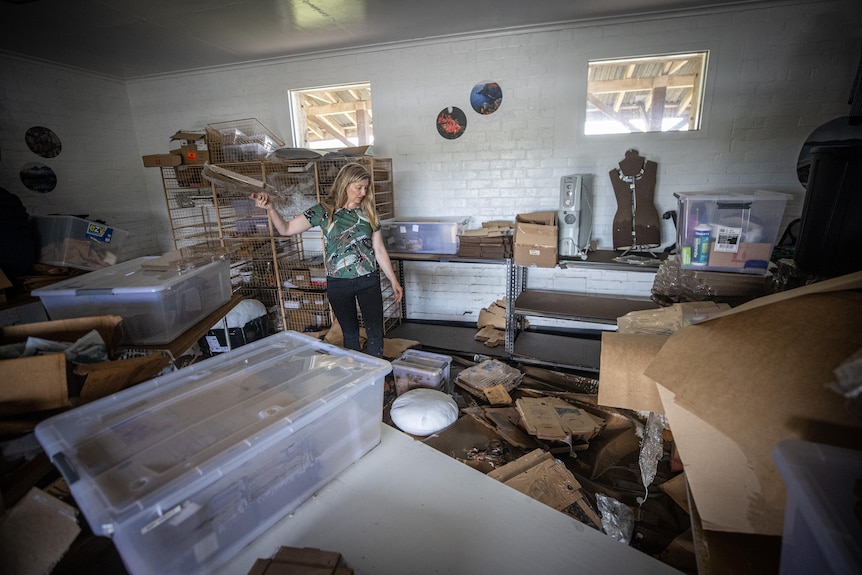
[1,0,858,324]
[0,58,163,261]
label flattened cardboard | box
[76,353,171,403]
[598,332,668,413]
[483,384,512,405]
[516,397,603,442]
[0,267,12,289]
[479,406,537,448]
[488,448,583,511]
[170,130,206,144]
[0,487,80,575]
[646,271,862,535]
[1,315,124,356]
[0,354,68,415]
[0,316,161,418]
[0,316,125,408]
[488,448,551,482]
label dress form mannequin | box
[609,149,661,250]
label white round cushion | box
[390,388,459,436]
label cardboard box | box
[0,316,169,419]
[707,242,774,271]
[142,153,182,168]
[170,145,209,165]
[514,211,558,268]
[597,271,862,537]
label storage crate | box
[199,315,269,357]
[205,118,285,164]
[772,440,862,575]
[284,288,331,332]
[32,256,232,345]
[381,217,469,254]
[34,331,390,575]
[391,349,453,395]
[675,191,790,274]
[32,215,129,271]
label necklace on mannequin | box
[616,159,647,251]
[616,160,645,191]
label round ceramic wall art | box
[20,162,57,193]
[25,126,62,158]
[436,107,467,140]
[470,81,502,115]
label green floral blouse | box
[304,204,380,279]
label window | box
[290,83,373,150]
[585,51,708,135]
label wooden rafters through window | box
[586,52,707,133]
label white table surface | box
[215,424,683,575]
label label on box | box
[714,226,741,253]
[86,223,114,243]
[205,335,230,353]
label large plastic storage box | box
[34,331,390,575]
[772,440,862,575]
[675,191,790,274]
[32,214,129,271]
[381,217,469,254]
[32,256,232,345]
[391,349,452,395]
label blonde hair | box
[324,163,379,228]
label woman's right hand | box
[251,192,270,209]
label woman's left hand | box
[391,281,404,303]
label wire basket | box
[206,118,286,164]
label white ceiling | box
[0,0,773,79]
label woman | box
[251,162,403,358]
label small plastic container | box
[772,439,862,575]
[675,190,790,274]
[32,256,232,345]
[381,217,469,254]
[32,214,129,271]
[34,331,390,575]
[391,349,453,395]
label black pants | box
[326,271,385,358]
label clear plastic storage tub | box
[675,190,790,274]
[35,331,390,575]
[381,217,469,254]
[772,440,862,575]
[32,214,129,271]
[391,349,453,395]
[31,256,232,345]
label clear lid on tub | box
[31,256,228,295]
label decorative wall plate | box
[20,162,57,193]
[25,126,62,158]
[436,107,467,139]
[470,81,502,115]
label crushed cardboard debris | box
[515,396,604,442]
[247,546,353,575]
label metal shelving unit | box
[159,123,398,336]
